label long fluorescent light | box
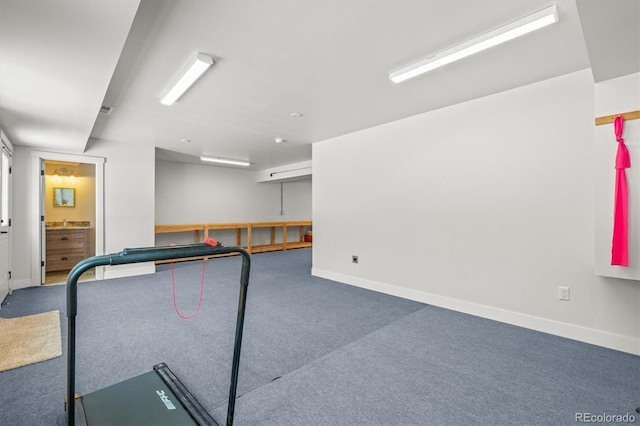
[160,53,214,105]
[389,4,558,83]
[200,155,251,166]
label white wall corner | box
[256,160,312,183]
[10,279,33,291]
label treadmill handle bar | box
[66,243,251,426]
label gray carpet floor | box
[1,248,638,425]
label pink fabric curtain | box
[611,115,630,266]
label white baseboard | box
[11,279,34,290]
[312,268,640,356]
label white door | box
[0,140,12,304]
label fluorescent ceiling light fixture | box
[160,53,214,105]
[200,155,251,166]
[389,4,558,83]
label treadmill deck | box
[76,363,216,426]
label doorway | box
[31,151,105,286]
[42,160,96,284]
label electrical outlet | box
[558,286,570,301]
[352,255,358,264]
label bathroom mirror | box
[53,187,75,207]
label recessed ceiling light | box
[290,112,303,118]
[180,138,191,143]
[275,138,286,143]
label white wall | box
[313,69,640,354]
[84,139,156,279]
[9,146,31,288]
[155,160,312,246]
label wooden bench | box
[154,221,312,262]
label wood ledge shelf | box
[594,110,640,125]
[155,221,312,261]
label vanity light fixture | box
[52,167,76,177]
[389,4,558,83]
[200,155,251,166]
[160,53,214,105]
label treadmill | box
[65,242,251,426]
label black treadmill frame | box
[65,243,251,426]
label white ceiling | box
[1,0,638,171]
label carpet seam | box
[212,304,429,412]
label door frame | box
[30,151,105,285]
[0,131,12,302]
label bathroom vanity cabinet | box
[46,228,90,272]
